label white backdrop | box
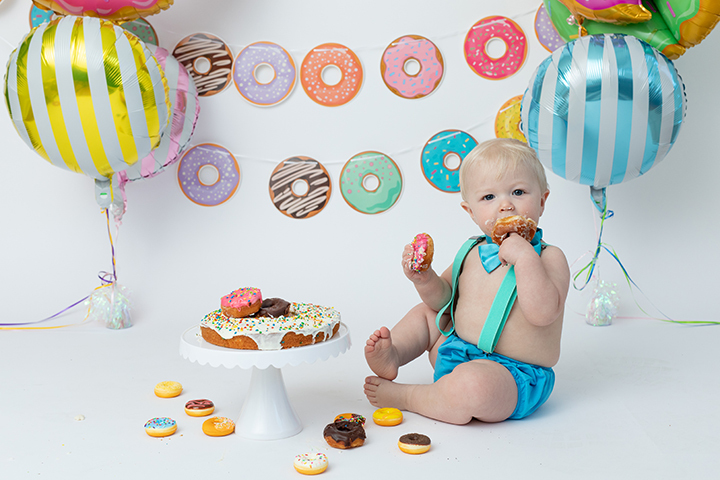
[1,0,719,330]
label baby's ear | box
[539,190,550,213]
[460,201,475,221]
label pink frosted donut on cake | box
[221,287,262,318]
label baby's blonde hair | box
[459,138,548,201]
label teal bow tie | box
[479,228,543,273]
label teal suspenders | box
[434,236,519,354]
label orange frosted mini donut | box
[202,416,235,437]
[154,381,182,398]
[491,215,537,245]
[495,95,527,143]
[464,16,528,80]
[398,433,431,454]
[185,399,215,417]
[221,287,262,318]
[144,417,177,437]
[381,35,444,99]
[294,452,328,475]
[301,43,363,107]
[372,407,403,426]
[333,413,366,427]
[410,233,434,272]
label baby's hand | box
[401,244,431,283]
[497,233,536,267]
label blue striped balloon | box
[521,34,685,189]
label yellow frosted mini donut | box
[398,433,431,454]
[154,381,182,398]
[144,417,177,437]
[202,416,235,437]
[293,452,328,475]
[372,407,403,426]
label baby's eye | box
[482,194,495,201]
[512,189,524,196]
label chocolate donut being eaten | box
[323,420,366,449]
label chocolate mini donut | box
[398,433,431,454]
[185,399,215,417]
[173,33,233,97]
[269,156,332,219]
[323,420,366,449]
[255,298,291,318]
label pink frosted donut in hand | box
[410,233,434,272]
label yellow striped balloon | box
[4,15,170,180]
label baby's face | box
[460,163,549,237]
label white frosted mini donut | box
[294,452,328,475]
[381,34,444,99]
[233,41,296,106]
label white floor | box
[1,307,718,479]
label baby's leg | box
[365,303,443,380]
[364,359,518,424]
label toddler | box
[364,138,570,424]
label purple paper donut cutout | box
[177,144,240,206]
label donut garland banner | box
[464,16,529,80]
[269,157,332,219]
[380,35,444,99]
[421,130,478,193]
[233,42,297,107]
[339,152,403,215]
[173,33,234,97]
[177,144,240,207]
[300,43,364,107]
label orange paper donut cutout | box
[301,43,363,107]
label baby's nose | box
[500,200,515,212]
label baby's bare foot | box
[364,376,412,410]
[364,327,399,380]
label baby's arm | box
[401,244,453,311]
[497,234,570,326]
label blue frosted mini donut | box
[421,130,477,193]
[340,152,402,214]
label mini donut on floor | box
[464,16,528,80]
[185,399,215,417]
[333,413,366,427]
[173,33,233,96]
[409,233,434,272]
[202,416,235,437]
[154,381,182,398]
[372,407,403,426]
[323,420,366,449]
[491,215,537,245]
[144,417,177,437]
[177,144,240,207]
[294,453,328,475]
[221,287,262,318]
[398,433,431,454]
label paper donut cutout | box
[301,43,363,107]
[534,4,565,52]
[340,152,402,214]
[421,131,478,193]
[173,33,233,97]
[177,144,240,207]
[380,35,444,99]
[29,4,54,28]
[269,156,332,219]
[233,42,296,106]
[120,18,159,46]
[495,95,527,143]
[464,16,528,80]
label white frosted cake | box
[199,302,341,350]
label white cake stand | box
[179,323,351,440]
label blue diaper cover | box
[433,334,555,419]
